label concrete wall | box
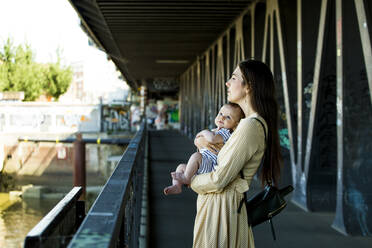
[2,142,126,185]
[0,102,101,133]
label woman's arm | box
[191,119,264,194]
[194,135,224,153]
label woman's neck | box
[238,101,255,118]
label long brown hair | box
[239,60,283,186]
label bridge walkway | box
[148,130,196,248]
[148,130,372,248]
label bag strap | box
[253,117,267,141]
[237,117,267,214]
[239,117,269,181]
[251,117,272,185]
[238,118,281,243]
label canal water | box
[0,195,61,248]
[0,190,99,248]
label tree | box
[43,59,73,100]
[0,39,72,101]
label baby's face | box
[214,105,241,130]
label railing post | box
[73,133,86,200]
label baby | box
[164,103,244,195]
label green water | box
[0,197,61,248]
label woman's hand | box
[194,136,223,154]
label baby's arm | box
[198,130,224,144]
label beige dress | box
[190,113,267,248]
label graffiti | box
[345,174,371,236]
[57,114,78,128]
[102,106,130,132]
[9,114,47,128]
[304,82,313,109]
[57,114,90,129]
[0,103,100,133]
[0,103,132,133]
[279,128,290,150]
[344,123,372,236]
[153,78,179,91]
[33,114,46,128]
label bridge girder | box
[69,0,372,236]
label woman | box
[190,59,282,247]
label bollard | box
[73,133,86,200]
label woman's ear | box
[244,86,250,96]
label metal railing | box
[18,137,131,145]
[24,187,85,248]
[68,122,147,248]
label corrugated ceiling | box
[69,0,252,93]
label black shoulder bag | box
[237,117,293,240]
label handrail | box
[68,121,147,248]
[18,138,131,145]
[24,187,85,248]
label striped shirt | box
[197,128,231,174]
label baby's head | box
[215,103,245,130]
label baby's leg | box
[163,164,186,195]
[171,152,202,184]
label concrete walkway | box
[148,130,372,248]
[148,130,196,248]
[250,179,372,248]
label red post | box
[73,133,86,200]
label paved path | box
[148,130,196,248]
[250,179,372,248]
[148,130,372,248]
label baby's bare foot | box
[164,185,182,195]
[171,172,191,184]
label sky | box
[0,0,91,64]
[0,0,129,101]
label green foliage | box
[0,173,15,192]
[43,60,73,100]
[0,38,73,101]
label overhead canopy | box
[69,0,252,95]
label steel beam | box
[332,0,372,236]
[226,29,231,81]
[262,8,269,63]
[217,38,226,108]
[204,52,212,129]
[212,46,217,118]
[297,0,303,180]
[354,0,372,105]
[304,0,328,180]
[332,0,346,235]
[273,0,296,180]
[251,5,256,58]
[197,58,202,131]
[178,0,371,235]
[234,16,245,67]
